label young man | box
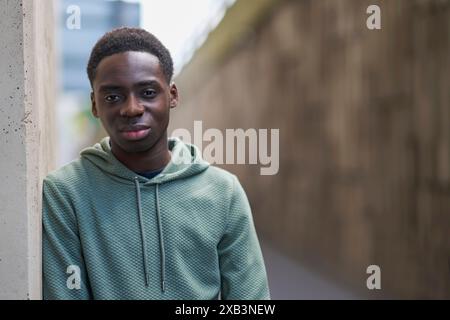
[43,27,270,300]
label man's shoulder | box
[44,157,90,188]
[199,165,239,190]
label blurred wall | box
[171,0,450,299]
[0,0,56,299]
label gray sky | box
[138,0,235,75]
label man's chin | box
[114,138,157,154]
[110,129,167,154]
[121,143,152,154]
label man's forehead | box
[94,51,164,87]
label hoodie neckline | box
[80,136,210,185]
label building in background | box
[60,0,140,92]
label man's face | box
[91,51,178,154]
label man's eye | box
[143,89,156,98]
[105,95,121,102]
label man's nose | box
[120,94,144,117]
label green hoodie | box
[43,137,270,300]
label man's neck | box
[111,136,171,173]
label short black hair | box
[87,27,174,87]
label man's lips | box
[119,125,151,141]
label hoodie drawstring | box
[134,177,166,292]
[134,177,150,287]
[155,183,166,293]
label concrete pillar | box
[0,0,56,299]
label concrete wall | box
[171,0,450,298]
[0,0,56,299]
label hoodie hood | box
[79,136,209,292]
[80,136,210,184]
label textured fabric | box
[43,137,270,300]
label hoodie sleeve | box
[42,177,92,300]
[217,175,270,300]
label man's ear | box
[91,92,99,118]
[169,82,179,109]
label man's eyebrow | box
[134,80,161,87]
[97,80,161,92]
[97,84,123,92]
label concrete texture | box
[172,0,450,299]
[0,0,56,299]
